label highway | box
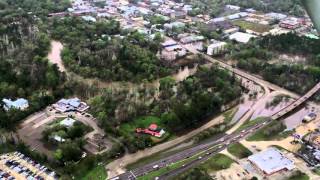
[109,45,320,180]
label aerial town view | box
[0,0,320,179]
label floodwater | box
[229,79,264,124]
[250,97,294,120]
[47,41,65,72]
[284,105,320,130]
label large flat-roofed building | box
[53,98,89,112]
[229,32,257,43]
[248,148,295,175]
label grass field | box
[232,20,272,33]
[119,116,164,136]
[313,167,320,176]
[202,153,234,172]
[223,108,238,125]
[247,121,292,141]
[81,165,107,180]
[227,142,252,159]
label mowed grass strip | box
[227,142,252,159]
[246,121,292,141]
[201,153,234,172]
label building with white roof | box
[265,12,287,20]
[207,40,227,55]
[2,98,29,111]
[226,4,241,11]
[248,148,295,175]
[53,98,89,112]
[229,32,257,43]
[60,117,76,128]
[53,135,65,143]
[82,16,97,22]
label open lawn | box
[119,116,164,136]
[223,108,238,125]
[119,116,171,145]
[81,165,107,180]
[312,168,320,176]
[232,20,272,33]
[236,117,267,132]
[202,153,234,172]
[227,142,252,159]
[247,121,292,141]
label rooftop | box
[60,117,76,127]
[229,32,257,43]
[2,98,29,111]
[248,148,295,175]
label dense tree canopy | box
[51,17,170,82]
[0,0,67,129]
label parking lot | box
[17,106,112,157]
[0,152,58,180]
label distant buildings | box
[160,39,186,61]
[164,21,185,30]
[179,35,205,44]
[2,98,29,111]
[248,148,295,175]
[280,17,301,30]
[265,12,287,20]
[53,98,89,113]
[229,32,257,43]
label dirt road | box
[48,41,65,72]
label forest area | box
[229,33,320,95]
[0,0,71,129]
[89,65,242,152]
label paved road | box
[157,81,320,179]
[109,45,320,180]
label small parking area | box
[0,152,58,180]
[17,105,112,157]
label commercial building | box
[229,32,257,43]
[248,148,295,175]
[53,98,89,112]
[2,98,29,111]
